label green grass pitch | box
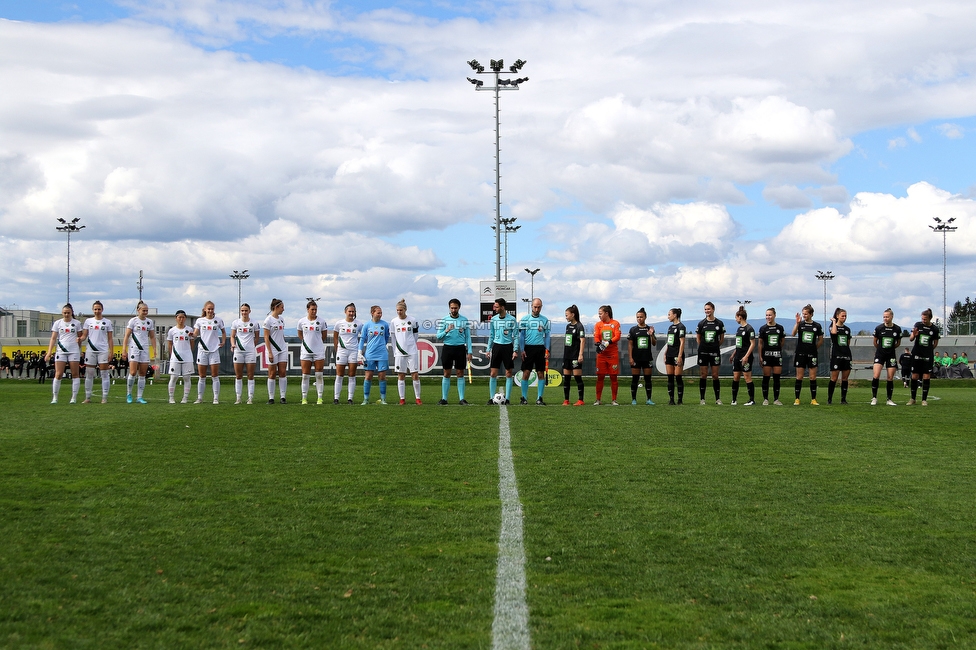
[2,377,975,648]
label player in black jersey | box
[730,307,756,405]
[696,302,726,405]
[908,308,940,405]
[664,308,686,405]
[791,304,824,405]
[871,308,904,405]
[561,305,586,406]
[628,308,657,405]
[757,308,786,405]
[827,308,852,405]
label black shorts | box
[732,355,753,373]
[794,353,818,369]
[762,351,783,368]
[521,345,547,373]
[489,343,515,370]
[562,357,582,372]
[874,353,897,368]
[664,353,682,367]
[630,357,653,371]
[697,352,721,367]
[442,344,467,372]
[912,355,934,375]
[830,359,852,371]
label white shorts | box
[56,351,80,363]
[128,349,150,364]
[85,348,110,366]
[335,347,359,365]
[169,360,194,376]
[266,350,289,365]
[197,349,221,366]
[300,349,326,362]
[233,350,257,365]
[394,352,419,374]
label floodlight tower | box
[815,271,834,333]
[929,217,958,332]
[55,218,85,305]
[491,217,521,280]
[525,267,541,301]
[466,57,529,281]
[230,270,250,310]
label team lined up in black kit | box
[671,303,941,407]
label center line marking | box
[492,405,530,650]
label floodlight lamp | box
[498,79,511,86]
[71,218,81,224]
[512,77,529,85]
[948,217,956,224]
[57,218,67,224]
[490,59,504,72]
[467,59,483,71]
[509,59,526,72]
[467,77,484,87]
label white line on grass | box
[492,406,530,650]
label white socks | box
[315,372,323,400]
[301,374,310,398]
[278,377,287,399]
[101,370,110,399]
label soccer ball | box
[492,392,506,405]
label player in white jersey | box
[193,300,226,404]
[297,300,328,405]
[122,301,157,404]
[80,300,114,403]
[391,299,422,405]
[46,303,83,404]
[332,303,362,404]
[231,303,259,404]
[263,298,288,403]
[166,309,194,403]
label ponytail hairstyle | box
[833,307,845,320]
[736,307,747,321]
[636,307,646,316]
[370,305,382,316]
[767,307,776,316]
[884,307,894,317]
[600,304,613,319]
[269,298,283,314]
[396,299,407,311]
[92,300,103,310]
[62,303,75,319]
[922,307,933,319]
[345,302,356,313]
[201,300,215,317]
[566,304,581,323]
[240,302,250,311]
[306,299,317,310]
[670,307,682,320]
[136,300,147,315]
[803,303,814,316]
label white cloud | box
[907,126,922,142]
[763,184,813,210]
[936,122,965,139]
[767,182,976,264]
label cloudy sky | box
[2,0,976,329]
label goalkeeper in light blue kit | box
[519,298,551,405]
[487,298,519,404]
[359,305,391,405]
[435,298,473,405]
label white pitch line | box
[492,406,530,650]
